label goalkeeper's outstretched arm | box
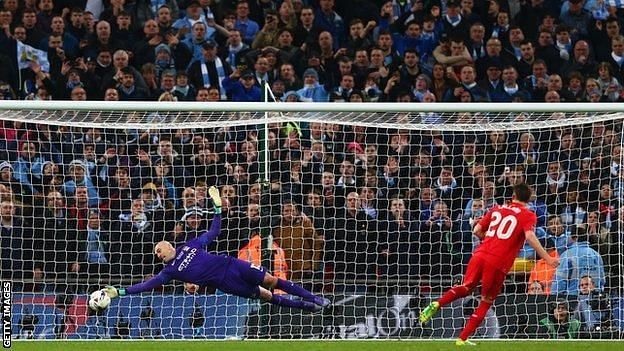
[104,272,171,297]
[197,212,222,247]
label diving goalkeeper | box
[102,186,330,312]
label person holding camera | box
[575,275,613,336]
[252,10,280,49]
[538,299,581,339]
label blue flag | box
[16,40,50,72]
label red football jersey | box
[474,202,537,273]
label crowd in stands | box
[0,0,624,334]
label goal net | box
[0,101,622,340]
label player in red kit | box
[419,183,559,346]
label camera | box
[114,314,131,339]
[588,291,613,331]
[190,304,205,329]
[19,312,39,339]
[589,290,610,312]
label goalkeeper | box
[102,186,330,312]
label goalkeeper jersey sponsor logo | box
[178,247,198,272]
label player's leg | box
[257,286,321,312]
[419,256,482,324]
[261,272,330,307]
[456,266,506,345]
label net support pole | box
[257,81,274,337]
[619,131,623,334]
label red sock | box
[459,300,492,341]
[437,285,470,307]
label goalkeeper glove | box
[103,285,126,298]
[208,186,222,214]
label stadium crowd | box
[1,0,624,337]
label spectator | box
[296,68,329,102]
[0,200,32,281]
[238,232,289,292]
[117,67,150,100]
[314,0,345,50]
[575,275,612,333]
[83,20,124,60]
[539,299,581,339]
[442,0,470,42]
[607,35,624,82]
[183,22,211,66]
[155,5,176,34]
[250,54,274,86]
[545,215,573,255]
[137,1,179,29]
[252,10,280,49]
[172,71,196,100]
[559,0,592,42]
[582,210,612,255]
[234,0,259,45]
[343,18,373,57]
[561,40,598,79]
[593,17,621,63]
[111,199,157,276]
[331,191,375,287]
[222,69,261,101]
[223,29,250,68]
[552,227,605,295]
[279,63,303,91]
[101,50,149,93]
[378,197,417,280]
[173,1,213,42]
[430,62,457,101]
[35,190,80,285]
[528,237,559,294]
[478,62,504,101]
[21,9,46,48]
[40,16,79,58]
[524,59,550,101]
[272,200,323,283]
[443,65,490,102]
[434,36,472,73]
[536,29,565,75]
[187,39,232,100]
[79,209,110,276]
[527,280,545,295]
[293,5,322,49]
[63,160,99,207]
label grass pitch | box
[6,340,624,351]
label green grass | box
[5,340,624,351]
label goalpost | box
[0,101,622,340]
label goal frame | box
[1,101,623,340]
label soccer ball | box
[89,290,111,312]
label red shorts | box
[462,255,507,300]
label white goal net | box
[0,101,622,340]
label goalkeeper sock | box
[275,279,316,302]
[437,285,470,307]
[270,294,314,311]
[458,300,492,341]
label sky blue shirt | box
[552,241,605,296]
